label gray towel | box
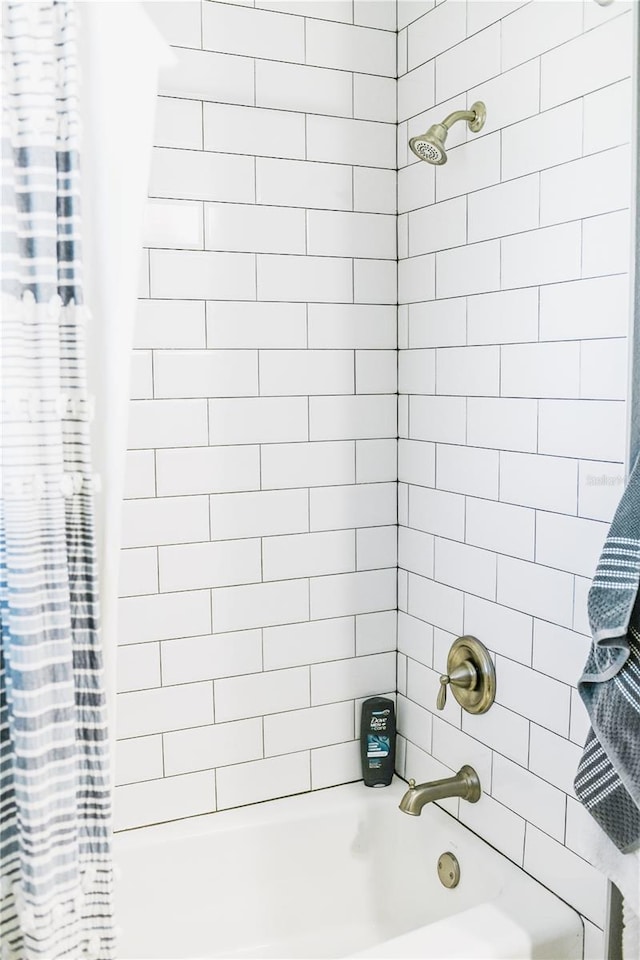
[574,454,640,853]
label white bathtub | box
[114,780,584,959]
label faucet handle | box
[436,675,450,710]
[436,661,477,710]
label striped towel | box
[574,454,640,852]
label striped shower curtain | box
[1,3,114,958]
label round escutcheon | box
[437,851,460,889]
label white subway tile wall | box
[118,0,397,832]
[397,0,631,939]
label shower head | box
[409,101,487,165]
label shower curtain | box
[0,2,114,957]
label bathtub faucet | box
[399,765,481,816]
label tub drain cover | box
[437,851,460,889]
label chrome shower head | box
[409,101,487,166]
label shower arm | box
[440,108,481,131]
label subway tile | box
[311,740,361,789]
[256,60,352,117]
[410,396,466,444]
[264,530,355,581]
[570,687,590,747]
[399,253,436,303]
[436,133,501,204]
[119,548,158,599]
[143,0,201,48]
[356,439,397,483]
[310,568,396,619]
[159,539,261,591]
[158,47,254,105]
[205,203,305,255]
[311,652,396,705]
[580,339,628,401]
[529,724,583,797]
[584,79,632,155]
[501,342,580,399]
[116,642,160,693]
[409,197,466,257]
[264,702,354,756]
[117,682,213,739]
[398,158,435,214]
[501,222,582,290]
[436,239,500,298]
[356,610,396,655]
[114,771,216,831]
[500,452,578,515]
[408,573,464,636]
[353,259,397,305]
[492,754,566,841]
[432,717,493,789]
[310,395,396,441]
[496,655,571,736]
[257,0,352,20]
[462,703,529,767]
[162,630,262,685]
[213,579,309,633]
[209,397,308,445]
[154,350,258,399]
[436,445,498,500]
[468,174,539,244]
[210,489,308,540]
[129,351,153,400]
[307,211,396,260]
[203,102,305,159]
[398,611,433,666]
[257,254,353,303]
[143,199,203,250]
[135,300,206,350]
[409,298,466,348]
[354,0,396,30]
[584,0,633,29]
[409,484,465,541]
[156,446,260,498]
[306,19,395,76]
[202,2,304,61]
[164,719,263,776]
[436,23,500,103]
[578,460,626,523]
[356,350,397,395]
[404,743,459,815]
[215,666,310,723]
[458,792,526,866]
[154,98,202,150]
[398,349,436,395]
[437,345,499,396]
[502,0,583,72]
[541,146,630,227]
[541,12,632,110]
[398,526,434,580]
[115,735,163,787]
[467,58,539,138]
[119,590,211,646]
[149,147,255,203]
[466,497,535,561]
[497,555,575,630]
[538,400,627,462]
[121,496,209,549]
[467,288,538,346]
[356,525,396,571]
[535,513,608,579]
[539,275,629,342]
[217,752,310,810]
[206,301,306,349]
[353,168,396,215]
[396,694,434,754]
[524,825,606,927]
[398,61,435,123]
[501,101,582,181]
[407,0,466,70]
[463,594,532,666]
[467,398,537,453]
[263,617,355,671]
[261,441,355,489]
[260,349,354,396]
[354,75,396,124]
[435,538,496,601]
[128,400,208,449]
[306,115,396,169]
[256,158,352,211]
[150,250,256,300]
[582,210,631,278]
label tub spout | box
[399,765,481,816]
